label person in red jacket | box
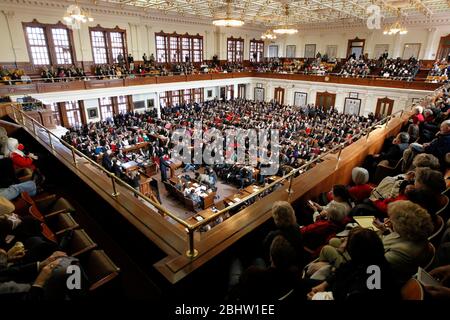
[7,138,37,171]
[300,202,347,256]
[411,106,424,125]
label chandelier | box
[383,20,408,35]
[63,3,94,29]
[212,0,244,27]
[272,4,298,35]
[261,29,277,40]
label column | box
[392,33,402,58]
[156,92,161,119]
[145,25,153,56]
[424,27,438,60]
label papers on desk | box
[211,207,219,213]
[194,215,204,222]
[199,192,208,197]
[121,161,138,169]
[192,183,200,188]
[233,197,241,202]
[353,216,375,230]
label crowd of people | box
[0,128,90,300]
[379,57,420,81]
[337,57,372,78]
[0,66,30,85]
[62,99,375,192]
[40,65,87,82]
[226,86,450,302]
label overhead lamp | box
[212,0,244,27]
[261,29,277,40]
[63,3,94,29]
[272,4,298,35]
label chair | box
[278,289,295,301]
[428,215,445,246]
[63,229,97,257]
[437,194,450,222]
[82,250,120,291]
[401,278,424,300]
[422,242,436,271]
[373,158,403,184]
[47,212,79,236]
[21,192,75,217]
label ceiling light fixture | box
[272,4,298,35]
[212,0,244,27]
[63,2,94,30]
[261,29,277,40]
[383,10,408,35]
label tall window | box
[50,103,61,126]
[89,26,127,64]
[65,101,81,128]
[171,90,181,106]
[227,37,244,63]
[23,20,75,66]
[117,96,128,114]
[99,97,114,120]
[91,31,108,64]
[159,91,169,108]
[183,89,192,104]
[194,88,204,103]
[250,39,264,62]
[155,31,203,63]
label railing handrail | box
[0,70,441,85]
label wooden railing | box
[0,71,440,96]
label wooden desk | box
[168,159,183,178]
[201,192,215,209]
[244,185,262,194]
[121,161,138,172]
[123,142,149,154]
[198,208,217,219]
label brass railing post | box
[48,131,53,150]
[110,173,120,197]
[71,146,77,167]
[286,173,294,200]
[12,108,17,122]
[335,145,343,170]
[32,120,36,135]
[186,229,198,258]
[20,112,25,126]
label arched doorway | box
[437,34,450,61]
[347,37,365,58]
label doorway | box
[375,97,394,118]
[347,37,365,58]
[238,84,246,99]
[274,87,285,105]
[315,91,336,110]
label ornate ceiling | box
[97,0,450,27]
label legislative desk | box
[167,159,183,178]
[123,142,149,153]
[167,177,216,210]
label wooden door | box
[375,97,394,118]
[220,87,226,101]
[347,37,365,58]
[315,91,336,110]
[238,84,246,99]
[437,34,450,61]
[274,87,285,105]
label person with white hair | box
[412,106,424,125]
[348,167,373,203]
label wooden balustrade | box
[0,72,441,97]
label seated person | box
[300,202,347,255]
[307,228,399,301]
[263,201,304,269]
[309,185,352,221]
[229,235,302,301]
[424,265,450,299]
[412,120,450,166]
[374,132,410,167]
[374,200,434,284]
[348,167,373,203]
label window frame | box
[22,19,77,67]
[154,31,203,64]
[89,25,128,65]
[98,97,114,120]
[249,39,264,62]
[227,37,244,63]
